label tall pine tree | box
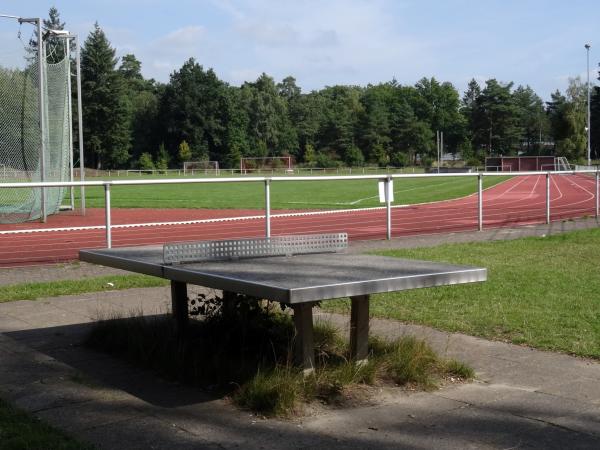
[81,23,131,168]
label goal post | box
[183,160,220,175]
[240,156,293,174]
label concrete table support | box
[350,295,370,363]
[222,290,238,317]
[292,303,315,374]
[170,281,188,334]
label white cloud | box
[156,25,206,49]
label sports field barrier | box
[1,169,599,248]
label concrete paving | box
[1,218,600,449]
[0,286,599,449]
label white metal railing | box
[1,169,599,248]
[67,166,425,178]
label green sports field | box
[73,175,511,210]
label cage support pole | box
[75,36,86,215]
[66,38,75,210]
[36,18,47,222]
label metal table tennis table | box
[79,234,486,372]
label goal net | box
[183,160,220,175]
[240,156,293,173]
[0,18,72,223]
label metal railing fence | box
[1,169,598,248]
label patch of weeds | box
[379,336,440,389]
[442,359,475,380]
[85,293,473,417]
[0,398,94,449]
[234,367,301,416]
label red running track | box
[0,174,597,267]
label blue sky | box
[1,0,598,100]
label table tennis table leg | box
[292,303,315,374]
[171,281,189,335]
[350,295,370,364]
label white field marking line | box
[526,175,541,199]
[477,175,539,210]
[550,175,564,203]
[285,177,471,206]
[555,174,595,207]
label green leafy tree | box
[27,7,67,64]
[553,78,587,161]
[303,143,317,166]
[138,152,155,170]
[178,140,192,162]
[160,58,228,163]
[471,79,520,156]
[513,85,548,154]
[591,85,600,161]
[118,53,160,163]
[81,23,131,168]
[156,143,170,171]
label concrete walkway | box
[1,218,600,448]
[1,286,599,449]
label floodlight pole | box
[586,44,591,166]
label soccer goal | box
[240,156,293,174]
[183,160,220,175]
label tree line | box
[45,10,600,169]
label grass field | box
[71,175,510,210]
[0,275,168,303]
[326,227,600,359]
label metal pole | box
[436,130,440,173]
[76,36,85,215]
[596,169,600,218]
[104,183,112,248]
[586,44,591,166]
[478,173,483,231]
[265,179,271,238]
[386,176,392,240]
[36,18,47,222]
[546,173,551,224]
[440,131,444,173]
[66,38,75,210]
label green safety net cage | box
[0,19,71,223]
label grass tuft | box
[442,359,475,380]
[383,336,439,389]
[234,367,301,416]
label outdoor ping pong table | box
[79,233,486,372]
